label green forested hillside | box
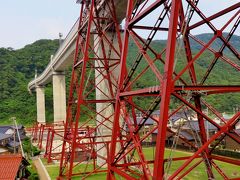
[128,35,240,112]
[0,40,59,125]
[0,34,239,125]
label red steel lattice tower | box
[108,0,240,179]
[58,0,123,179]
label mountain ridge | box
[0,33,239,125]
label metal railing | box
[28,18,80,91]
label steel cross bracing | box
[30,122,64,150]
[44,124,66,163]
[32,0,240,179]
[107,0,240,180]
[58,0,123,179]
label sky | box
[134,0,240,40]
[0,0,239,49]
[0,0,79,49]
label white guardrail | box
[27,0,128,92]
[28,18,79,91]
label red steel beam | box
[176,159,203,180]
[194,95,214,179]
[119,85,240,97]
[128,0,167,27]
[189,3,240,30]
[153,0,180,178]
[169,112,240,179]
[211,160,229,179]
[107,0,134,179]
[211,155,240,166]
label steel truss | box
[44,124,65,163]
[33,0,240,179]
[107,0,240,179]
[30,122,64,150]
[58,0,123,179]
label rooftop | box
[0,125,24,134]
[181,121,218,131]
[7,141,20,148]
[0,154,28,179]
[136,117,155,125]
[0,133,12,141]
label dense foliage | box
[22,137,41,157]
[0,40,59,125]
[0,34,239,125]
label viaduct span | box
[28,0,128,123]
[29,1,240,179]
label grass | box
[46,166,60,179]
[45,148,240,179]
[41,158,48,165]
[46,163,106,180]
[141,147,239,179]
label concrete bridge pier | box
[94,31,121,167]
[36,86,46,123]
[52,71,66,123]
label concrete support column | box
[94,31,121,166]
[36,86,46,123]
[52,71,66,122]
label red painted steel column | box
[33,122,39,141]
[169,112,240,179]
[58,2,84,176]
[48,129,54,163]
[153,0,180,178]
[68,1,94,178]
[44,128,51,157]
[194,95,214,179]
[107,0,134,179]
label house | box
[0,125,26,153]
[0,133,12,146]
[151,129,194,149]
[151,120,218,149]
[134,110,218,147]
[133,110,195,143]
[181,120,217,135]
[149,109,198,128]
[0,154,30,179]
[0,125,26,140]
[169,110,198,128]
[225,129,240,151]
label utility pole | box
[59,32,63,46]
[13,127,16,154]
[206,107,209,141]
[12,117,25,157]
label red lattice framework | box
[44,124,65,163]
[31,121,64,150]
[107,0,240,179]
[58,0,123,179]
